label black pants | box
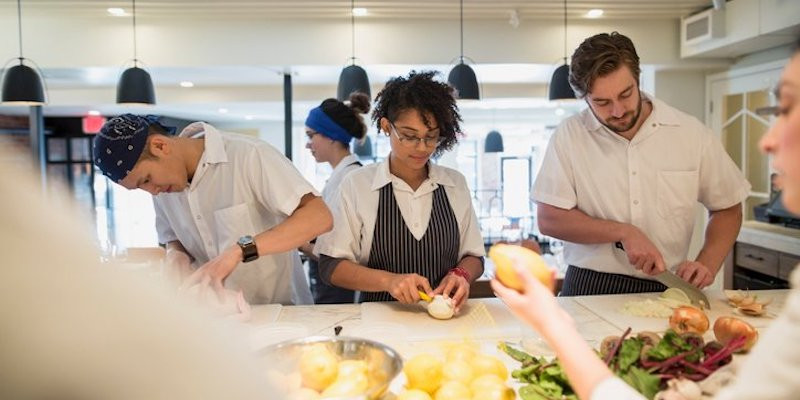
[308,259,355,304]
[559,265,667,296]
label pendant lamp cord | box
[350,0,355,64]
[459,0,464,62]
[16,0,23,62]
[132,0,139,66]
[563,0,568,64]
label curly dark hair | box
[319,92,371,146]
[568,32,640,98]
[371,70,462,158]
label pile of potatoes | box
[397,343,514,400]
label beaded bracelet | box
[448,266,471,282]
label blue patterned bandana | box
[93,114,176,183]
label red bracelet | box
[448,266,471,282]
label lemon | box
[435,381,472,400]
[488,243,553,292]
[470,354,508,380]
[404,353,444,394]
[469,374,506,394]
[472,384,515,400]
[397,389,434,400]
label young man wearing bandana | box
[533,32,749,295]
[93,115,331,304]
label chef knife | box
[614,242,711,309]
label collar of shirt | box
[581,92,683,144]
[179,122,229,189]
[329,154,360,180]
[369,159,456,195]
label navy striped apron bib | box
[362,183,459,302]
[559,265,667,296]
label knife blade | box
[614,242,710,309]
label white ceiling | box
[6,0,716,20]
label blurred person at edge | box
[0,146,275,399]
[93,115,332,304]
[314,71,485,312]
[300,92,371,304]
[493,35,800,400]
[533,32,749,294]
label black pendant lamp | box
[117,0,155,105]
[484,130,504,153]
[2,0,46,105]
[549,0,576,101]
[447,0,480,100]
[337,0,370,101]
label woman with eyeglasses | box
[492,35,800,400]
[314,71,484,311]
[300,92,370,304]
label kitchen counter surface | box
[738,221,800,256]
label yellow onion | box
[669,306,710,334]
[713,317,759,351]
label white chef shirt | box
[321,154,361,208]
[314,159,485,266]
[532,94,750,278]
[154,122,316,305]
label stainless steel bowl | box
[258,336,403,399]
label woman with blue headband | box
[314,71,485,312]
[301,92,371,304]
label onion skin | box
[713,317,759,351]
[669,306,710,334]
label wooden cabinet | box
[733,242,795,290]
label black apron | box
[308,160,362,304]
[559,265,667,296]
[362,183,460,302]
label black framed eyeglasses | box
[388,122,443,148]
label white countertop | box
[738,221,800,256]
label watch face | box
[238,235,254,246]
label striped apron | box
[362,183,460,302]
[559,265,667,296]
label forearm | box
[329,259,396,292]
[541,319,614,400]
[537,203,630,244]
[696,203,742,274]
[456,255,484,283]
[253,194,333,256]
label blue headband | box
[305,107,353,144]
[93,114,177,183]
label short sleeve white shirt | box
[154,122,317,305]
[314,159,485,266]
[532,94,750,277]
[321,154,361,209]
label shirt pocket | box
[213,203,257,253]
[657,170,699,220]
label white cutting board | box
[360,298,523,341]
[574,291,787,333]
[247,304,283,327]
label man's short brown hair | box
[568,32,640,98]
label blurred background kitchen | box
[1,0,798,289]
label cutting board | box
[574,290,787,334]
[247,304,283,327]
[360,298,523,341]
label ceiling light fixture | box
[352,7,368,17]
[116,0,155,105]
[586,9,604,18]
[1,0,46,105]
[107,7,126,16]
[548,0,576,101]
[447,0,480,100]
[179,81,194,88]
[336,0,371,101]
